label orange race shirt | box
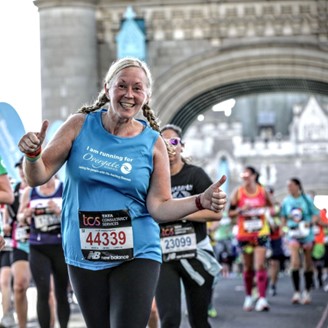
[236,185,270,241]
[314,209,328,244]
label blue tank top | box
[29,180,63,245]
[62,109,161,270]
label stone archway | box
[153,44,328,131]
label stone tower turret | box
[34,0,99,123]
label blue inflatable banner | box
[0,102,26,182]
[218,156,230,195]
[46,120,66,182]
[45,120,64,144]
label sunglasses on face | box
[165,137,181,146]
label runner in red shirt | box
[229,166,273,312]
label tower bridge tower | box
[33,0,328,196]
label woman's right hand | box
[18,120,49,155]
[17,208,33,225]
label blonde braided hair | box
[142,103,160,132]
[78,91,108,114]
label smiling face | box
[106,66,149,120]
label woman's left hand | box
[201,175,227,212]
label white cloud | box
[0,0,41,132]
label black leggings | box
[68,259,160,328]
[155,258,214,328]
[29,244,70,328]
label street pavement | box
[203,273,328,328]
[3,273,328,328]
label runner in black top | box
[155,124,223,328]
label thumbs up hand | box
[18,120,49,156]
[198,175,227,213]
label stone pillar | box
[34,0,99,123]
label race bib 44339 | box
[79,209,134,262]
